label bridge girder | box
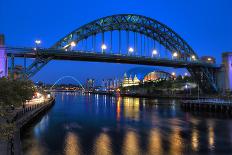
[53,14,197,59]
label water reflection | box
[116,97,121,121]
[64,132,82,155]
[147,128,163,155]
[122,130,140,155]
[21,93,232,155]
[123,97,140,121]
[208,121,215,150]
[94,133,112,155]
[24,139,45,155]
[191,128,199,151]
[34,115,49,139]
[169,127,183,155]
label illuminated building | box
[122,67,172,87]
[122,73,140,87]
[86,78,95,91]
[101,78,121,91]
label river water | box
[21,93,232,155]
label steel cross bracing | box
[187,67,218,93]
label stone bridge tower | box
[0,34,7,78]
[222,52,232,92]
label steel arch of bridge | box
[5,14,219,93]
[53,14,197,59]
[50,76,85,90]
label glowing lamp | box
[191,55,196,60]
[35,40,41,45]
[173,52,178,57]
[152,49,158,56]
[70,41,76,47]
[128,47,134,53]
[101,44,107,50]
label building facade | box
[86,78,95,91]
[122,73,140,87]
[122,68,172,87]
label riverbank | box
[0,97,55,155]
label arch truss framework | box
[16,14,218,93]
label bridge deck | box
[5,48,219,68]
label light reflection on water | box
[122,130,140,155]
[147,128,163,155]
[21,93,232,155]
[64,132,82,155]
[94,133,112,155]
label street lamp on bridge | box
[101,44,107,53]
[152,49,159,58]
[70,41,76,51]
[128,47,134,55]
[172,52,178,59]
[191,55,196,61]
[70,41,76,47]
[35,40,41,49]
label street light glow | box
[184,72,188,76]
[208,57,212,61]
[191,55,196,60]
[171,72,176,76]
[101,44,107,50]
[35,40,41,45]
[173,52,178,57]
[70,41,76,47]
[128,47,134,53]
[152,49,158,56]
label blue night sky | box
[0,0,231,84]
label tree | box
[0,78,35,141]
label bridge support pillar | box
[0,34,7,78]
[222,52,232,92]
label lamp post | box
[128,47,134,55]
[70,41,76,50]
[35,40,41,50]
[172,52,178,59]
[152,49,159,58]
[191,55,196,61]
[101,44,107,53]
[171,72,176,78]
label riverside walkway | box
[181,99,232,113]
[0,97,55,155]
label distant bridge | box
[50,75,85,90]
[3,14,220,93]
